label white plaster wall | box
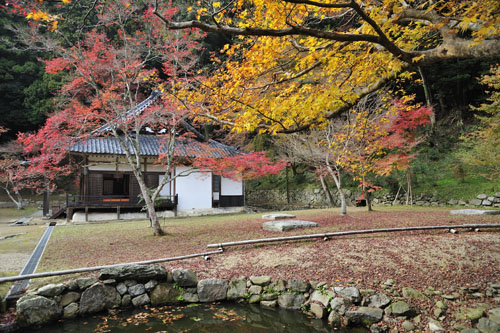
[158,175,171,197]
[221,177,243,195]
[175,167,212,210]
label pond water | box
[43,303,369,333]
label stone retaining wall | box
[246,188,500,209]
[7,264,500,332]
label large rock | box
[262,220,317,232]
[288,279,310,293]
[249,275,271,286]
[428,318,444,331]
[368,293,391,308]
[277,292,305,310]
[477,194,488,200]
[466,307,486,321]
[172,269,198,287]
[79,283,120,315]
[99,264,167,282]
[16,295,62,327]
[345,307,383,326]
[469,199,483,206]
[226,277,247,300]
[197,279,228,302]
[36,283,66,297]
[150,283,182,305]
[334,286,361,303]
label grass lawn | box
[26,206,499,293]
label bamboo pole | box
[207,224,500,249]
[0,249,223,284]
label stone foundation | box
[9,264,500,332]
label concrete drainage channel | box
[6,222,57,301]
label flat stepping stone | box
[262,213,296,220]
[450,209,500,215]
[263,220,317,232]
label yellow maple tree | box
[152,0,500,133]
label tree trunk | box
[4,187,24,210]
[325,160,346,216]
[319,175,335,207]
[135,173,164,236]
[418,66,435,128]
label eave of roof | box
[69,135,240,159]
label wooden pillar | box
[117,206,121,220]
[66,208,73,223]
[85,207,88,222]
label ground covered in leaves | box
[35,206,499,292]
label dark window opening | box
[103,174,130,196]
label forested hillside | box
[0,0,498,203]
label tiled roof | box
[93,91,163,135]
[70,135,240,158]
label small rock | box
[248,295,260,304]
[330,297,351,315]
[249,276,272,286]
[197,279,228,302]
[59,292,80,307]
[150,283,181,305]
[477,194,488,200]
[402,320,415,330]
[460,329,480,333]
[434,308,445,317]
[443,294,457,300]
[172,269,198,287]
[402,287,428,300]
[428,318,444,331]
[368,293,391,308]
[472,292,485,298]
[121,294,131,307]
[334,286,361,303]
[182,293,199,303]
[128,284,146,297]
[248,285,262,295]
[477,317,500,333]
[391,301,416,318]
[310,303,327,319]
[116,282,128,295]
[277,292,305,310]
[76,277,98,290]
[102,279,116,285]
[145,280,158,291]
[226,277,247,300]
[36,283,66,297]
[268,279,286,292]
[345,307,383,326]
[436,300,448,310]
[262,293,277,301]
[383,279,395,286]
[288,279,309,293]
[260,300,277,307]
[131,293,150,307]
[124,280,137,287]
[328,311,342,328]
[310,290,334,308]
[63,303,78,319]
[466,307,486,322]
